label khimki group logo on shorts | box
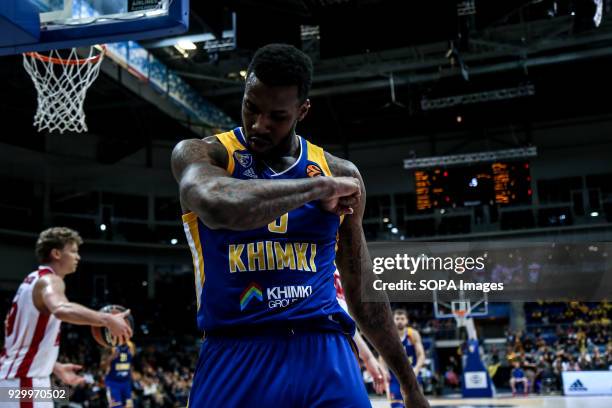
[239,282,312,310]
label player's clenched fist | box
[321,177,361,216]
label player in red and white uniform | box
[0,227,133,408]
[333,270,389,394]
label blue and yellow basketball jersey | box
[106,344,132,382]
[402,328,418,368]
[182,127,354,334]
[389,328,420,407]
[389,328,418,383]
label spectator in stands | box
[443,366,459,390]
[565,355,581,371]
[522,355,537,391]
[487,354,502,388]
[510,360,529,396]
[593,331,606,345]
[592,348,607,370]
[578,352,592,370]
[535,356,557,394]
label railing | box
[364,198,612,240]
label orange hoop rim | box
[24,45,107,66]
[454,310,467,318]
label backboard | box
[433,290,489,320]
[0,0,189,55]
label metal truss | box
[421,84,535,110]
[403,147,538,169]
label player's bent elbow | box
[192,203,241,230]
[195,195,257,230]
[198,210,254,231]
[184,185,259,230]
[197,214,228,230]
[181,187,228,228]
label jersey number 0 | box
[268,213,288,234]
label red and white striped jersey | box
[0,266,61,379]
[333,270,351,314]
[333,270,345,301]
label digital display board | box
[415,162,532,210]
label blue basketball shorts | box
[389,371,422,408]
[105,379,132,407]
[389,373,404,408]
[188,330,371,407]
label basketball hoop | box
[22,45,106,134]
[453,310,468,326]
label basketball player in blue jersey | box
[102,341,135,408]
[171,43,429,408]
[382,309,426,408]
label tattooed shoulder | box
[171,136,228,179]
[324,152,360,179]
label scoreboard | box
[415,161,532,210]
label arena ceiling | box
[1,0,612,163]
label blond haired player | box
[0,227,132,408]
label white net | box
[453,311,467,328]
[22,46,105,134]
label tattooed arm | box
[171,137,359,230]
[328,153,430,408]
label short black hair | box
[393,308,409,318]
[247,43,313,102]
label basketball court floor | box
[369,395,612,408]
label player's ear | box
[298,99,310,122]
[49,248,62,261]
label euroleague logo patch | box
[306,163,323,177]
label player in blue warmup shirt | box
[103,341,135,408]
[172,43,429,408]
[382,309,426,408]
